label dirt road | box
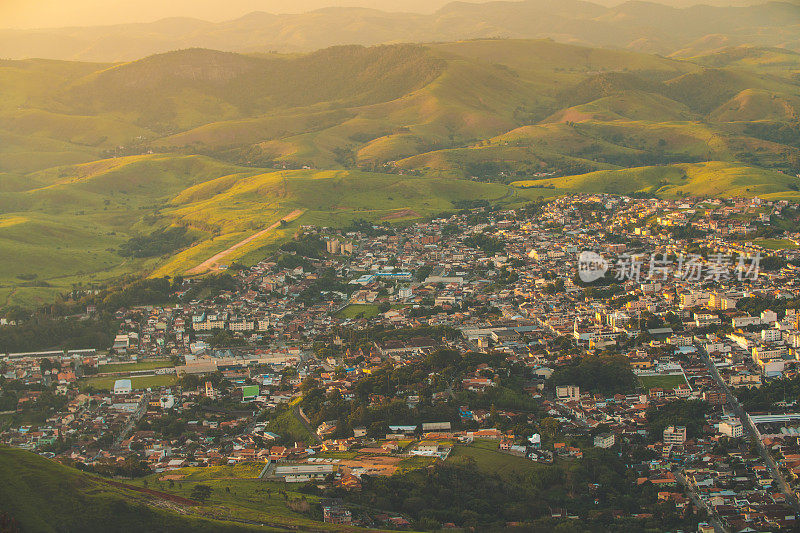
[187,209,304,275]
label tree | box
[191,484,212,503]
[39,358,54,374]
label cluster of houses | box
[2,193,800,531]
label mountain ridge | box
[1,0,798,61]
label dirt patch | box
[187,209,305,275]
[99,478,200,506]
[381,208,419,220]
[159,474,187,481]
[336,454,404,476]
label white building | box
[719,418,744,438]
[556,385,580,401]
[113,379,132,395]
[761,309,779,325]
[663,425,687,445]
[593,433,616,449]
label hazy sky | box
[0,0,462,28]
[0,0,757,29]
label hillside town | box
[3,194,800,531]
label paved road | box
[700,350,800,515]
[674,470,727,533]
[113,392,150,449]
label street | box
[700,350,800,515]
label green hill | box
[512,161,800,199]
[59,45,443,134]
[2,39,800,307]
[0,446,276,532]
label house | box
[323,506,352,525]
[273,463,337,482]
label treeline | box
[308,448,687,531]
[737,296,800,320]
[646,399,709,441]
[299,349,540,438]
[0,386,68,423]
[292,267,356,306]
[744,120,800,149]
[463,233,505,255]
[279,233,325,258]
[0,316,117,354]
[0,275,239,353]
[3,277,178,321]
[550,355,638,394]
[335,325,461,351]
[118,227,192,258]
[180,274,238,302]
[737,377,800,412]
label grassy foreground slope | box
[0,154,259,308]
[0,446,276,533]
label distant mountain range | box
[1,0,798,61]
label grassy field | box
[265,401,315,444]
[79,373,178,391]
[97,359,175,373]
[0,445,291,532]
[127,471,350,531]
[335,304,382,319]
[395,455,438,474]
[162,463,266,481]
[753,238,799,250]
[447,439,542,479]
[512,162,800,200]
[639,374,688,390]
[334,304,407,319]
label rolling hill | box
[1,38,799,307]
[512,161,800,199]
